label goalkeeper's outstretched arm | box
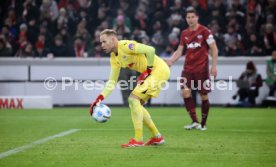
[101,67,120,98]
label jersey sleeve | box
[121,40,155,67]
[101,55,120,98]
[204,28,215,45]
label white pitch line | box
[0,129,79,159]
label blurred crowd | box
[0,0,275,58]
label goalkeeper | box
[90,29,170,148]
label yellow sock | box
[128,97,143,141]
[141,106,160,137]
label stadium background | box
[0,0,275,57]
[0,0,275,107]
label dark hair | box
[185,6,198,16]
[246,61,256,73]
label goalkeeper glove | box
[89,94,104,115]
[137,66,152,84]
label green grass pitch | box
[0,107,276,167]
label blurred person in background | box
[112,8,132,32]
[266,51,276,98]
[150,21,165,55]
[209,20,225,56]
[263,23,276,55]
[3,8,18,42]
[35,33,49,57]
[59,27,73,48]
[93,5,108,31]
[168,27,180,50]
[38,23,53,46]
[227,0,246,15]
[97,20,109,32]
[26,18,39,45]
[73,37,86,57]
[233,61,263,106]
[56,8,68,30]
[22,0,40,23]
[0,37,12,57]
[169,0,185,15]
[17,23,28,50]
[75,18,92,50]
[132,9,147,31]
[223,26,243,56]
[245,33,264,56]
[76,8,93,34]
[208,0,227,28]
[48,35,70,57]
[15,42,34,57]
[40,0,58,21]
[225,7,245,30]
[167,12,185,33]
[113,15,131,39]
[0,25,14,46]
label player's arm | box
[208,41,218,79]
[206,32,218,79]
[101,67,120,98]
[124,41,155,67]
[135,43,155,67]
[89,59,120,115]
[167,45,185,67]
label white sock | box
[155,133,161,138]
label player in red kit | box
[167,7,218,130]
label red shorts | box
[180,70,211,95]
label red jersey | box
[180,24,215,73]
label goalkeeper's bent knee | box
[128,97,141,108]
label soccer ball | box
[92,104,111,123]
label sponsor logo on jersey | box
[187,42,201,49]
[128,43,134,50]
[197,35,203,39]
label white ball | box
[92,104,111,123]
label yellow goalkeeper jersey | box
[101,40,167,98]
[111,40,155,73]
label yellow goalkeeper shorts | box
[132,58,170,102]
